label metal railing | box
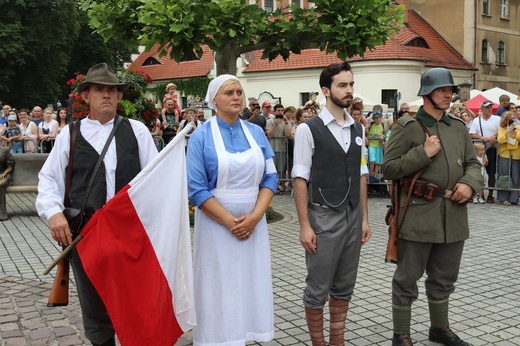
[268,135,520,195]
[153,136,165,151]
[38,138,56,153]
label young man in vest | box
[292,62,371,346]
[36,63,158,346]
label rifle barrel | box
[43,235,83,275]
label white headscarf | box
[205,74,240,110]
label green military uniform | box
[383,108,483,243]
[382,106,484,335]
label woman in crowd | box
[38,107,58,153]
[289,108,311,140]
[186,75,278,346]
[177,107,202,150]
[57,108,68,133]
[459,105,476,129]
[496,111,520,205]
[17,109,38,153]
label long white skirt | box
[192,196,274,346]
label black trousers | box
[70,248,115,344]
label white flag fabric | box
[77,124,196,346]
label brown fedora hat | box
[76,63,129,94]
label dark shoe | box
[92,336,116,346]
[429,326,469,346]
[392,333,413,346]
[486,196,495,203]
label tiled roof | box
[127,9,475,80]
[127,45,213,81]
[243,9,476,73]
[402,9,475,70]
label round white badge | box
[355,136,363,146]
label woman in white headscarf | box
[187,75,278,345]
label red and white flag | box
[76,125,196,346]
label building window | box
[483,0,490,15]
[498,41,505,65]
[264,0,273,12]
[292,0,301,7]
[405,37,430,48]
[501,0,509,18]
[299,93,308,107]
[142,57,162,66]
[381,90,397,110]
[481,40,489,63]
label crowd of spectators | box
[234,92,520,205]
[4,91,519,206]
[0,104,61,154]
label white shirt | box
[38,119,59,135]
[19,121,38,137]
[469,115,500,138]
[36,116,158,220]
[292,107,369,182]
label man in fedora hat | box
[36,62,158,346]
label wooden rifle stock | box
[44,235,83,307]
[47,258,70,307]
[384,180,401,264]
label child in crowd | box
[367,110,385,183]
[473,142,488,204]
[163,82,177,106]
[163,82,183,115]
[177,107,202,144]
[1,115,23,154]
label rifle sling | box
[80,115,122,212]
[395,168,424,236]
[395,117,431,237]
[64,122,77,208]
[64,115,122,224]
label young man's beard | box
[330,92,352,109]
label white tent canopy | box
[470,89,482,99]
[353,93,388,112]
[481,87,519,104]
[403,98,423,112]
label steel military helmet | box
[417,68,457,96]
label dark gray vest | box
[306,116,362,210]
[69,116,141,215]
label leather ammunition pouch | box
[63,207,85,238]
[401,178,453,201]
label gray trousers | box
[497,156,520,203]
[303,203,362,309]
[392,239,464,306]
[70,248,115,344]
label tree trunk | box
[214,42,239,76]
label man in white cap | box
[469,100,500,203]
[36,63,158,346]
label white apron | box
[193,117,274,346]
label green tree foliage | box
[0,0,80,108]
[82,0,405,75]
[0,0,131,109]
[63,13,131,102]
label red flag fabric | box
[76,125,196,346]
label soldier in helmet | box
[382,68,483,346]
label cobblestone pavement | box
[1,192,519,345]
